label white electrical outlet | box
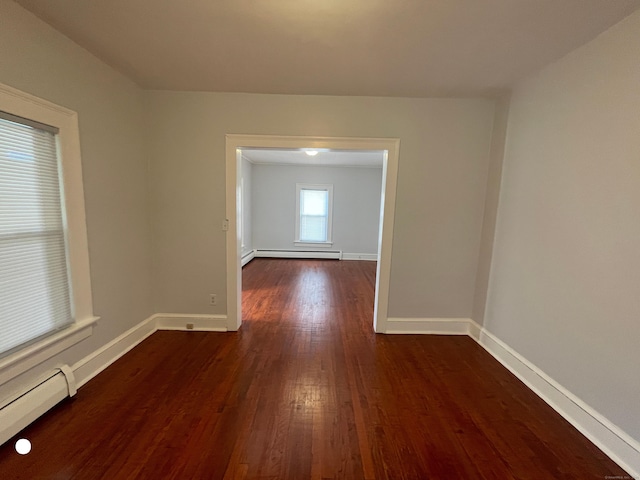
[209,294,217,306]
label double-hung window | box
[0,112,72,355]
[295,184,333,245]
[0,83,95,367]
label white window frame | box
[0,83,97,386]
[295,183,333,247]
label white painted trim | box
[241,249,256,267]
[0,317,98,387]
[72,313,229,389]
[473,324,640,478]
[341,253,378,261]
[0,313,234,448]
[254,249,342,260]
[72,315,156,389]
[467,318,483,341]
[294,241,334,248]
[12,306,636,476]
[373,144,400,333]
[226,134,400,334]
[384,316,639,476]
[0,83,97,387]
[225,141,243,331]
[155,314,228,332]
[385,317,472,335]
[0,82,95,332]
[250,250,377,261]
[295,183,334,244]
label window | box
[0,112,72,356]
[0,83,95,369]
[296,184,333,245]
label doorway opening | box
[225,135,399,333]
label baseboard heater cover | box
[255,249,342,260]
[0,365,76,446]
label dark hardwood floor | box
[0,259,629,479]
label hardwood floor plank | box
[0,258,631,479]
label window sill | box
[0,316,99,386]
[294,241,334,248]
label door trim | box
[225,134,400,332]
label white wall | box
[251,164,382,256]
[0,1,497,385]
[0,1,152,396]
[4,0,639,465]
[147,92,495,318]
[241,156,253,256]
[485,9,640,444]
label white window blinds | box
[300,188,329,242]
[0,112,73,357]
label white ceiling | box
[242,149,384,168]
[14,0,640,97]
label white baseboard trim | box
[467,319,482,340]
[72,313,228,390]
[472,322,640,478]
[63,311,640,477]
[252,250,377,261]
[155,314,228,332]
[385,317,472,335]
[72,315,156,389]
[341,253,378,261]
[386,316,639,476]
[241,249,256,267]
[254,249,342,260]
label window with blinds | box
[0,111,73,357]
[296,184,333,244]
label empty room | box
[0,0,639,478]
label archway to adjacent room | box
[225,135,400,333]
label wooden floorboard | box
[0,258,630,479]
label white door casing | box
[225,134,400,333]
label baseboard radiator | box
[0,365,76,446]
[254,249,342,260]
